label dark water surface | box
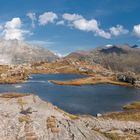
[0,74,140,115]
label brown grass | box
[101,111,140,121]
[0,73,29,84]
[0,93,30,98]
[54,106,79,120]
[46,116,60,133]
[104,132,139,140]
[49,76,131,87]
[17,98,27,110]
[18,115,31,123]
[51,127,60,133]
[65,113,79,120]
[104,133,123,140]
[0,65,9,74]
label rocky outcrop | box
[116,72,140,88]
[135,81,140,87]
[0,65,30,84]
[0,93,140,140]
[117,73,136,85]
[0,93,108,140]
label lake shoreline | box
[49,76,132,87]
[0,60,139,88]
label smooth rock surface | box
[0,93,140,140]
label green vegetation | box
[123,102,140,110]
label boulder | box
[135,81,140,87]
[117,73,136,85]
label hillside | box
[0,39,58,64]
[66,44,140,74]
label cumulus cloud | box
[62,13,83,21]
[73,19,99,31]
[109,25,129,36]
[133,24,140,37]
[0,12,130,41]
[39,12,58,25]
[2,17,31,40]
[62,13,131,39]
[27,12,36,28]
[63,13,111,39]
[95,29,111,39]
[5,18,21,29]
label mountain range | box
[66,44,140,74]
[0,40,139,74]
[0,39,58,64]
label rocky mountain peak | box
[0,39,58,64]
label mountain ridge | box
[0,39,58,64]
[65,44,140,73]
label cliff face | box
[66,44,140,74]
[0,39,58,64]
[0,93,139,140]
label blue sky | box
[0,0,140,55]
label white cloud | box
[95,29,111,39]
[5,17,21,29]
[73,19,100,32]
[73,18,111,39]
[133,24,140,37]
[63,14,111,39]
[0,12,131,41]
[109,25,129,36]
[62,13,83,21]
[53,51,68,58]
[56,20,65,25]
[39,12,58,25]
[2,17,31,40]
[27,12,36,28]
[62,13,131,39]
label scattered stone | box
[20,107,33,115]
[97,113,102,117]
[117,73,136,85]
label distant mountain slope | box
[66,44,140,74]
[0,39,58,64]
